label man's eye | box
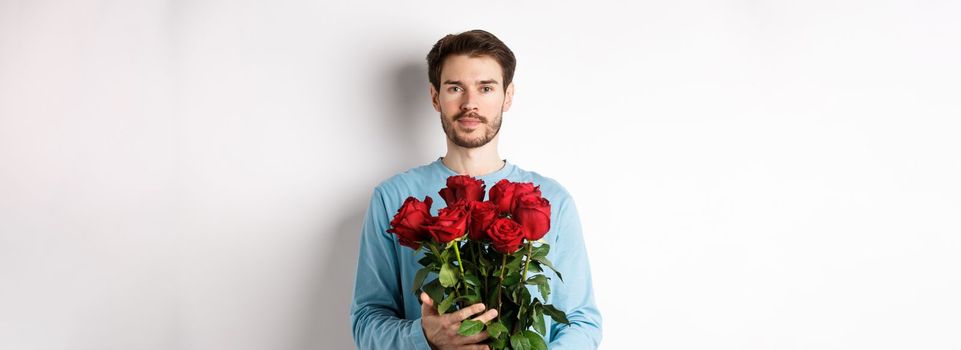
[448,86,462,92]
[482,86,493,92]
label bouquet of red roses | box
[387,175,570,349]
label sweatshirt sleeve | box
[547,196,604,349]
[350,186,432,350]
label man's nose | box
[460,90,479,111]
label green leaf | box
[438,292,455,314]
[510,332,532,350]
[533,304,546,336]
[423,278,444,307]
[526,261,543,274]
[523,330,547,350]
[526,275,550,300]
[487,320,508,339]
[490,336,507,349]
[532,244,550,258]
[456,292,481,305]
[541,304,570,325]
[507,254,523,270]
[464,272,481,287]
[439,263,458,288]
[525,275,547,285]
[514,287,531,324]
[412,267,430,296]
[457,319,484,336]
[503,272,521,286]
[532,256,563,282]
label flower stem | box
[509,241,536,334]
[496,253,507,316]
[521,241,533,286]
[453,241,466,275]
[453,240,467,298]
[472,242,483,304]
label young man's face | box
[430,54,514,149]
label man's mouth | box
[457,115,483,127]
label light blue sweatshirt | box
[350,157,602,349]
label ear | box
[502,82,515,112]
[429,83,441,112]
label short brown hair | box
[426,29,516,91]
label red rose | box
[487,217,525,253]
[489,179,541,216]
[510,183,540,214]
[514,195,551,241]
[488,179,515,214]
[438,175,486,206]
[469,201,498,241]
[386,196,434,249]
[424,201,470,243]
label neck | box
[442,137,504,177]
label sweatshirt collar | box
[434,156,515,185]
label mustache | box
[454,111,486,123]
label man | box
[350,29,602,349]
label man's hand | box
[420,292,498,350]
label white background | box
[2,0,960,349]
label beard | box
[440,109,503,149]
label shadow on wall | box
[299,59,433,349]
[393,61,436,160]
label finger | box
[470,309,498,324]
[420,292,437,316]
[420,292,433,306]
[451,303,486,321]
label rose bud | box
[438,175,486,207]
[386,196,434,249]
